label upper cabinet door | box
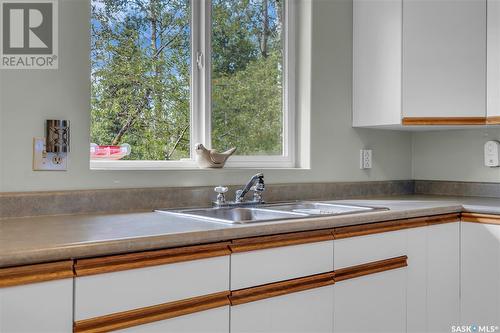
[352,0,402,127]
[488,0,500,122]
[402,0,487,120]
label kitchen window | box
[90,0,295,170]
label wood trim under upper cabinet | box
[0,261,74,288]
[229,272,335,306]
[402,117,487,126]
[335,256,408,282]
[462,212,500,225]
[73,291,230,333]
[74,242,231,277]
[486,116,500,125]
[333,213,459,239]
[229,229,334,253]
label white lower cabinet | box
[230,285,334,333]
[461,221,500,327]
[407,222,460,333]
[334,218,460,333]
[116,306,230,333]
[426,223,460,332]
[333,266,407,333]
[0,279,73,333]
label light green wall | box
[0,0,413,192]
[412,129,500,182]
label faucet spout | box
[235,173,264,203]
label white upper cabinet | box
[403,0,486,121]
[353,0,488,128]
[352,0,402,127]
[488,0,500,121]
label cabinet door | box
[461,222,500,326]
[231,285,334,333]
[0,279,73,333]
[407,222,460,333]
[353,0,402,127]
[333,267,407,333]
[403,0,486,119]
[488,0,500,119]
[427,223,460,332]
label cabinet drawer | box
[334,267,407,333]
[74,244,230,321]
[115,306,229,333]
[231,285,334,333]
[334,229,406,269]
[230,230,334,290]
[0,279,73,333]
[0,261,74,333]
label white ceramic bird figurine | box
[194,143,236,168]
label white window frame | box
[90,0,296,171]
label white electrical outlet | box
[360,149,373,169]
[33,137,68,171]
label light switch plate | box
[33,137,68,171]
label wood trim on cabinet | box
[402,117,487,126]
[486,116,500,125]
[335,256,408,282]
[73,291,230,333]
[229,272,335,306]
[333,213,459,239]
[0,261,74,288]
[74,242,231,277]
[461,212,500,225]
[229,229,334,253]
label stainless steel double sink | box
[156,201,388,224]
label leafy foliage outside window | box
[212,0,284,156]
[91,0,285,161]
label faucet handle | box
[214,186,228,205]
[251,181,265,203]
[214,186,228,194]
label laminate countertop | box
[1,195,499,268]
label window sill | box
[90,159,302,171]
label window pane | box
[211,0,284,156]
[90,0,191,161]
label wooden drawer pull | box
[75,242,231,276]
[73,291,230,333]
[0,261,74,288]
[229,272,335,306]
[230,229,334,253]
[334,213,459,239]
[462,213,500,225]
[335,256,408,282]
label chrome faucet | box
[213,173,265,207]
[235,173,265,203]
